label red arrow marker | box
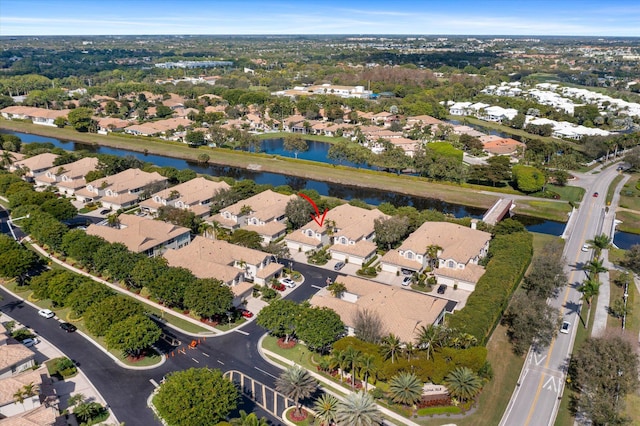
[298,193,328,227]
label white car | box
[21,338,39,347]
[279,278,296,288]
[581,244,590,252]
[37,309,54,319]
[560,321,571,334]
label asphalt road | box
[0,261,336,426]
[500,165,621,426]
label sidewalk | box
[0,312,119,425]
[591,174,630,338]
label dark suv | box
[437,284,447,294]
[60,322,77,333]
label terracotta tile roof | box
[319,204,388,241]
[86,214,190,253]
[435,263,486,284]
[309,275,448,343]
[406,115,442,126]
[76,168,167,199]
[244,221,287,238]
[0,404,58,425]
[392,222,491,265]
[124,117,192,135]
[12,153,59,172]
[221,190,296,222]
[0,150,25,162]
[40,157,98,182]
[328,240,377,258]
[285,230,323,248]
[163,244,243,284]
[255,262,284,279]
[96,117,131,129]
[380,249,423,270]
[482,138,526,155]
[0,344,34,372]
[0,367,44,406]
[141,177,229,212]
[1,106,70,120]
[164,236,268,271]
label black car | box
[437,284,447,294]
[99,209,112,215]
[60,322,77,333]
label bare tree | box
[352,308,386,344]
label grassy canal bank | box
[1,119,571,221]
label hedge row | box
[447,231,533,344]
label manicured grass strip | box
[618,175,640,211]
[514,199,572,222]
[607,174,624,205]
[546,184,585,203]
[614,210,640,234]
[417,405,461,416]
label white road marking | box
[235,329,249,336]
[149,379,159,388]
[217,360,224,365]
[202,352,210,357]
[543,375,558,393]
[191,357,200,363]
[254,367,278,379]
[533,353,547,366]
[311,285,323,290]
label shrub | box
[447,232,533,344]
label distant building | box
[155,60,233,69]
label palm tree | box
[1,150,16,170]
[13,382,39,404]
[578,278,601,306]
[380,334,402,364]
[459,333,478,349]
[336,391,382,426]
[106,213,120,229]
[389,372,424,407]
[584,258,607,279]
[587,234,611,256]
[198,221,214,239]
[329,350,348,382]
[343,346,362,388]
[404,342,416,361]
[415,325,439,360]
[275,365,317,418]
[231,410,269,426]
[74,401,103,423]
[425,244,442,268]
[314,394,339,426]
[359,354,378,392]
[444,367,483,403]
[327,281,346,298]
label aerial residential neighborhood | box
[0,2,639,426]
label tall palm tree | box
[584,258,607,279]
[343,346,362,388]
[586,234,611,256]
[276,365,317,418]
[106,213,120,229]
[381,334,402,364]
[359,354,378,392]
[389,372,424,407]
[579,278,600,306]
[415,325,439,360]
[329,350,347,382]
[314,394,339,426]
[336,391,382,426]
[443,367,483,403]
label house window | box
[340,237,347,244]
[448,260,455,268]
[406,251,414,260]
[307,230,313,237]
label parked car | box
[560,321,571,334]
[60,322,77,333]
[437,284,447,294]
[38,309,54,319]
[240,309,254,318]
[581,244,590,252]
[21,338,39,347]
[401,269,413,276]
[272,283,286,291]
[401,276,412,286]
[334,261,345,271]
[99,209,111,215]
[593,192,599,197]
[279,278,296,288]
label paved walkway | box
[591,174,630,338]
[0,312,119,425]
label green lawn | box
[514,200,572,222]
[618,175,640,211]
[546,184,585,203]
[614,210,640,234]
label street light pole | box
[7,214,30,242]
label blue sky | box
[1,0,639,37]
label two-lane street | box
[501,165,622,426]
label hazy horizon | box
[1,0,639,37]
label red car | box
[240,309,254,318]
[593,192,599,197]
[272,283,286,291]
